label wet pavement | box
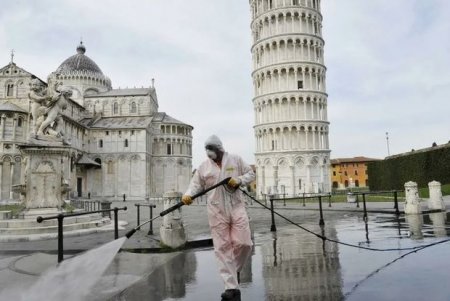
[1,197,450,300]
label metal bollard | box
[136,204,140,228]
[393,191,400,215]
[356,194,360,208]
[114,207,119,239]
[362,193,368,222]
[303,193,306,207]
[57,214,64,263]
[270,197,277,232]
[318,196,325,225]
[148,204,156,235]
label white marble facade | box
[250,0,331,196]
[0,43,193,201]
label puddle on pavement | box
[113,212,450,301]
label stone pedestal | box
[19,144,71,209]
[428,181,445,211]
[160,191,186,249]
[404,181,422,214]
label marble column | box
[290,166,295,196]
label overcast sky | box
[1,0,449,168]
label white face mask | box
[206,150,217,160]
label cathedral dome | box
[55,42,103,75]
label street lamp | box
[385,132,390,156]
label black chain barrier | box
[240,189,450,252]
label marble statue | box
[28,80,71,145]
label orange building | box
[330,157,380,189]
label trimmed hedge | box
[367,145,450,190]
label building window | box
[106,131,109,135]
[6,84,14,97]
[297,81,303,89]
[345,180,349,187]
[118,131,122,136]
[113,102,119,115]
[107,161,114,174]
[333,171,336,176]
[131,130,135,135]
[293,0,298,5]
[99,139,103,148]
[124,139,128,147]
[355,180,359,187]
[17,118,22,127]
[130,102,137,113]
[332,181,338,188]
[271,140,275,150]
[167,143,172,155]
[355,170,358,176]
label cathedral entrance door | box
[77,177,82,197]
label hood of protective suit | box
[205,135,225,152]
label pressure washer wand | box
[125,177,231,238]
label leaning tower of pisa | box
[250,0,330,197]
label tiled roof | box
[79,116,152,129]
[331,156,381,164]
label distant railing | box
[36,207,127,263]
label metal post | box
[57,214,64,263]
[270,197,277,232]
[114,207,119,239]
[318,195,325,225]
[394,191,400,215]
[136,204,140,228]
[356,194,360,208]
[302,193,306,207]
[362,193,368,222]
[328,193,331,207]
[148,204,156,235]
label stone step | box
[0,218,111,235]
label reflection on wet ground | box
[113,212,450,301]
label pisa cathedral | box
[250,0,331,196]
[0,42,193,201]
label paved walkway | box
[1,195,449,300]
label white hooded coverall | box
[185,152,255,289]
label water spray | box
[125,177,231,239]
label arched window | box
[113,102,118,115]
[124,139,128,147]
[130,102,137,113]
[6,84,14,97]
[107,161,114,174]
[17,117,22,127]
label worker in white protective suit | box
[182,135,255,301]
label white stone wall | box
[250,0,330,196]
[84,95,157,117]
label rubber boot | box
[221,289,241,301]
